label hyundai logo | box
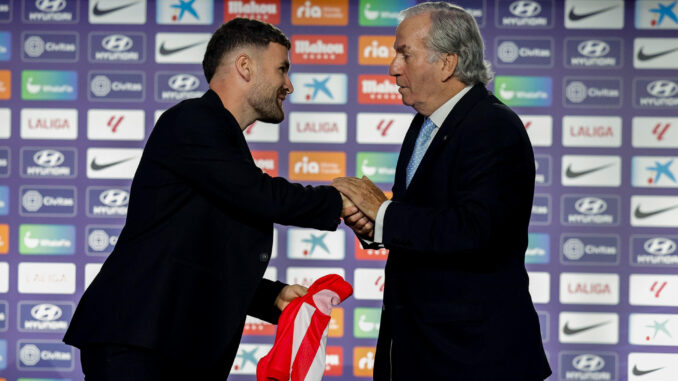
[647,80,678,98]
[573,354,605,372]
[36,0,66,12]
[33,149,64,167]
[578,40,610,58]
[102,34,133,52]
[509,1,541,17]
[644,237,677,256]
[30,303,62,321]
[99,189,130,206]
[168,74,200,91]
[575,197,607,215]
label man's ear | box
[441,53,458,82]
[234,53,253,82]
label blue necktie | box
[405,117,436,188]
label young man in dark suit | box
[64,18,361,380]
[334,3,552,380]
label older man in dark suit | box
[334,3,552,380]
[64,18,360,380]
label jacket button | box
[259,253,269,261]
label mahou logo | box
[251,151,278,176]
[359,36,396,65]
[291,0,348,26]
[225,0,280,24]
[291,35,347,65]
[288,151,345,181]
[358,75,401,104]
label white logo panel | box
[86,148,143,179]
[354,268,385,300]
[634,38,678,69]
[520,115,552,147]
[21,108,77,140]
[629,313,678,346]
[286,267,345,288]
[528,271,550,304]
[18,262,76,294]
[630,274,678,306]
[356,113,412,144]
[559,312,619,344]
[559,272,619,305]
[0,262,8,293]
[287,228,345,260]
[562,116,622,147]
[632,156,678,188]
[89,0,147,24]
[84,263,102,290]
[155,33,210,63]
[628,353,678,381]
[632,117,678,148]
[565,0,624,29]
[230,343,272,374]
[562,155,621,187]
[288,112,347,143]
[0,109,10,139]
[244,121,279,143]
[87,109,145,141]
[631,196,678,227]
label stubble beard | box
[250,79,285,124]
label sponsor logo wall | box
[1,0,677,379]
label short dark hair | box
[202,18,291,83]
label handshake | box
[331,176,388,239]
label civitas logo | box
[565,80,620,105]
[87,228,118,252]
[18,342,72,368]
[21,188,75,214]
[90,74,143,98]
[573,354,605,372]
[20,344,42,366]
[578,40,609,57]
[23,34,76,58]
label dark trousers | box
[80,343,230,381]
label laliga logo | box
[578,40,610,58]
[169,74,200,91]
[509,1,541,17]
[31,303,63,321]
[575,197,607,215]
[647,80,678,98]
[572,354,605,372]
[36,0,66,12]
[644,237,677,255]
[102,34,133,52]
[297,1,321,18]
[34,149,64,167]
[99,189,130,206]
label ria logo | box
[510,1,541,17]
[578,40,609,57]
[168,74,199,91]
[37,0,67,12]
[575,197,607,215]
[33,149,64,167]
[102,34,133,52]
[572,354,605,372]
[645,237,677,255]
[99,189,129,207]
[648,80,678,97]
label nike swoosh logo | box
[92,1,139,16]
[158,41,207,56]
[565,163,614,178]
[637,46,678,61]
[568,5,619,21]
[562,321,610,335]
[634,204,678,219]
[632,365,664,376]
[90,157,136,171]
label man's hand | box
[332,176,387,221]
[274,284,307,311]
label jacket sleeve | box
[247,278,287,324]
[146,104,342,231]
[382,113,534,256]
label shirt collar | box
[428,85,473,128]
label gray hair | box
[400,2,493,85]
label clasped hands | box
[332,176,388,239]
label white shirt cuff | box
[373,200,391,243]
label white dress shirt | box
[372,85,473,243]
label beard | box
[250,79,285,124]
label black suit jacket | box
[373,84,551,380]
[64,90,342,369]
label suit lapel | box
[402,84,489,196]
[392,113,425,200]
